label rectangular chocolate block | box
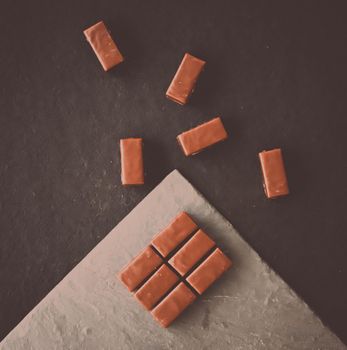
[118,246,162,291]
[259,148,289,199]
[120,138,144,185]
[169,229,215,276]
[166,53,206,105]
[84,21,124,71]
[187,248,232,295]
[135,264,179,310]
[151,212,198,257]
[151,282,196,327]
[177,117,228,156]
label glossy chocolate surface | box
[187,248,232,295]
[119,212,232,327]
[120,138,144,185]
[151,212,198,257]
[135,264,179,310]
[259,148,289,199]
[169,229,215,276]
[177,117,228,156]
[118,246,162,291]
[151,282,196,327]
[3,1,347,343]
[166,53,206,105]
[84,21,124,71]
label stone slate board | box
[1,170,345,350]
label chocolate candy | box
[259,148,289,199]
[151,212,198,257]
[169,229,215,276]
[177,117,228,156]
[120,138,144,186]
[166,53,206,105]
[118,212,232,327]
[135,264,179,310]
[151,283,196,328]
[118,246,162,291]
[187,248,232,295]
[84,21,124,71]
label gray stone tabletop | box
[1,170,345,350]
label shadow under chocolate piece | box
[120,138,144,186]
[259,148,289,199]
[166,53,206,105]
[84,21,124,71]
[187,248,232,295]
[177,116,228,156]
[118,246,163,291]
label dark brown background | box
[1,0,346,345]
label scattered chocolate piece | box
[177,117,228,156]
[151,282,196,327]
[169,229,215,276]
[166,53,206,105]
[120,138,144,186]
[135,264,179,310]
[118,246,162,291]
[151,212,198,257]
[84,21,124,71]
[259,148,289,199]
[187,248,232,295]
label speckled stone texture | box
[1,170,345,350]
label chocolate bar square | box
[120,138,144,185]
[259,148,289,198]
[177,117,228,156]
[84,21,124,71]
[166,53,206,105]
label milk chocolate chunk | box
[187,248,232,295]
[84,21,124,71]
[135,264,179,310]
[166,53,206,105]
[177,117,228,156]
[120,138,144,185]
[151,212,198,257]
[118,246,162,291]
[259,148,289,199]
[169,230,215,276]
[151,283,196,327]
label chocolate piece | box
[169,229,215,276]
[151,212,198,257]
[166,53,206,105]
[84,21,124,71]
[135,264,179,310]
[187,248,232,295]
[177,117,228,156]
[118,246,162,291]
[259,148,289,199]
[120,138,144,185]
[151,283,196,327]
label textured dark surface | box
[0,0,346,345]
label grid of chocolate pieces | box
[118,212,232,327]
